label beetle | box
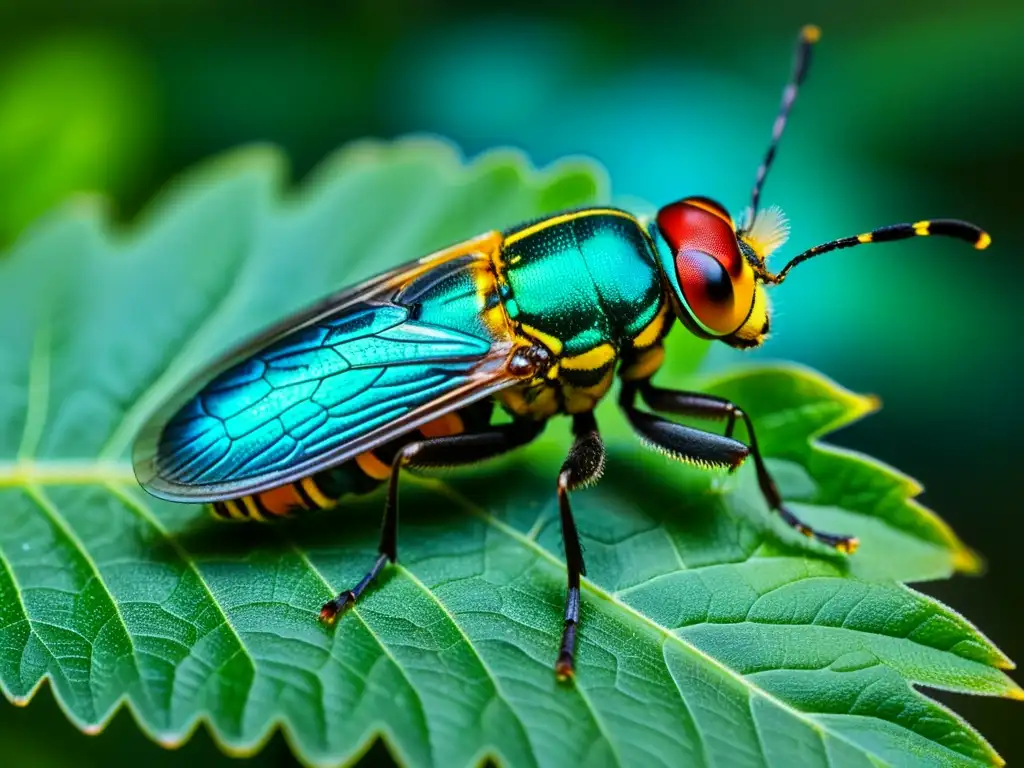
[133,25,990,681]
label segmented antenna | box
[742,24,820,233]
[763,219,991,284]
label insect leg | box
[554,410,605,682]
[617,384,750,469]
[622,381,858,553]
[319,419,546,623]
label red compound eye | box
[656,198,755,336]
[676,249,751,335]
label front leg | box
[620,381,859,554]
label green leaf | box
[0,138,1018,768]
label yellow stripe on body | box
[560,343,616,371]
[631,302,669,349]
[620,346,666,382]
[222,500,247,520]
[503,209,639,247]
[300,476,334,508]
[241,495,266,522]
[498,384,559,419]
[913,220,931,236]
[563,370,616,413]
[355,452,392,481]
[857,233,873,243]
[471,257,513,341]
[518,323,564,356]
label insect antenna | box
[741,24,820,233]
[761,219,991,284]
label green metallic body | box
[496,208,669,417]
[501,209,663,358]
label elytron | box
[134,26,990,680]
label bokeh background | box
[1,0,1021,764]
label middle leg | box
[319,419,546,623]
[554,410,606,681]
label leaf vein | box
[16,322,51,461]
[427,479,919,766]
[23,484,150,718]
[659,640,709,768]
[290,547,432,768]
[395,562,541,768]
[105,482,258,683]
[98,234,254,461]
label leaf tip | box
[953,544,986,576]
[858,392,882,416]
[1006,683,1024,701]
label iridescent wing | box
[133,232,517,502]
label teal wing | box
[133,246,516,501]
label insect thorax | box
[496,208,670,418]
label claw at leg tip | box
[838,537,860,555]
[319,604,339,625]
[320,592,355,625]
[801,24,821,43]
[555,657,575,683]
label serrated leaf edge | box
[699,362,982,573]
[433,479,1014,768]
[2,467,1016,768]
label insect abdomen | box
[210,460,383,521]
[209,410,477,522]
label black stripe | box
[927,220,974,239]
[252,493,276,518]
[870,224,914,242]
[309,473,340,505]
[211,502,231,519]
[293,480,319,509]
[560,361,616,388]
[316,463,381,498]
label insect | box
[134,25,990,681]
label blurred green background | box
[1,0,1021,764]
